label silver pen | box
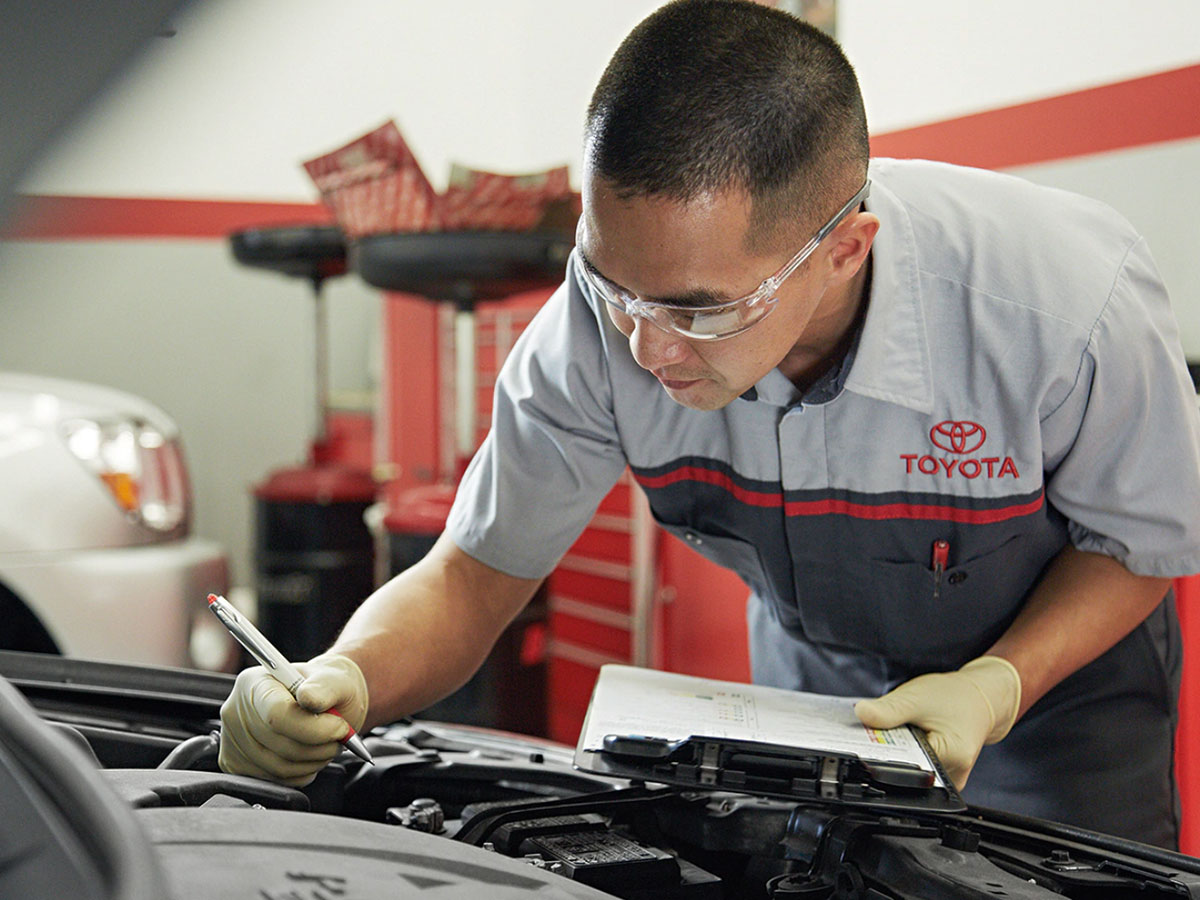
[207,593,373,765]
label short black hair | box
[585,0,869,245]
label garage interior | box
[1,0,1198,858]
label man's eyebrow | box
[654,287,729,307]
[577,247,730,308]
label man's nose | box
[628,314,688,370]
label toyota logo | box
[930,420,987,454]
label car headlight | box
[60,417,191,532]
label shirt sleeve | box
[445,264,629,578]
[1043,236,1200,577]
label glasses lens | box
[683,303,757,338]
[579,254,776,341]
[669,292,777,340]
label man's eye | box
[667,308,698,328]
[689,304,738,323]
[687,306,744,336]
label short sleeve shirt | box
[449,158,1200,669]
[445,159,1200,842]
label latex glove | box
[219,653,369,787]
[854,656,1021,790]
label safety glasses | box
[576,179,870,342]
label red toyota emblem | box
[930,420,987,454]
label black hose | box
[156,730,219,770]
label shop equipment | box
[229,225,376,662]
[353,230,572,735]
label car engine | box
[5,652,1200,899]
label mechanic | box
[219,0,1200,848]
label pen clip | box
[930,539,949,573]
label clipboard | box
[572,665,965,814]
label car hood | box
[0,371,179,437]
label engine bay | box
[7,653,1200,899]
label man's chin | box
[660,379,737,411]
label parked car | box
[0,371,233,670]
[3,649,1199,900]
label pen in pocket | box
[931,539,950,601]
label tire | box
[0,584,61,654]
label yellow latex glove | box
[219,653,369,787]
[854,656,1021,790]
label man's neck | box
[778,256,872,393]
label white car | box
[0,371,233,670]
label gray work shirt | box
[446,158,1200,847]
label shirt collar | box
[841,166,934,414]
[740,164,933,413]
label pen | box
[207,593,373,765]
[930,539,949,602]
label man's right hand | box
[218,653,369,787]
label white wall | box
[841,0,1200,131]
[3,0,1197,592]
[19,0,1200,198]
[16,0,662,199]
[1011,140,1200,352]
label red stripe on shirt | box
[782,494,1044,524]
[634,467,784,508]
[633,466,1044,523]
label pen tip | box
[206,593,220,606]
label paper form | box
[579,664,939,781]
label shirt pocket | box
[661,527,766,591]
[795,534,1056,669]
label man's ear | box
[826,212,880,285]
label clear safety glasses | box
[576,179,871,342]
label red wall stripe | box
[870,62,1200,170]
[3,63,1195,240]
[0,194,332,240]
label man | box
[219,0,1200,847]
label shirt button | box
[684,531,703,545]
[948,571,967,585]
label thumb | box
[292,660,355,713]
[855,689,921,731]
[294,675,342,714]
[291,655,368,732]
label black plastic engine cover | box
[138,807,616,899]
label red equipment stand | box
[230,225,378,662]
[1174,575,1200,855]
[354,230,573,737]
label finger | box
[226,669,295,732]
[247,676,350,746]
[218,726,326,786]
[855,691,921,730]
[222,697,342,765]
[240,710,346,762]
[226,694,343,763]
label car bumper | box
[0,536,232,670]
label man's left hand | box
[854,656,1021,790]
